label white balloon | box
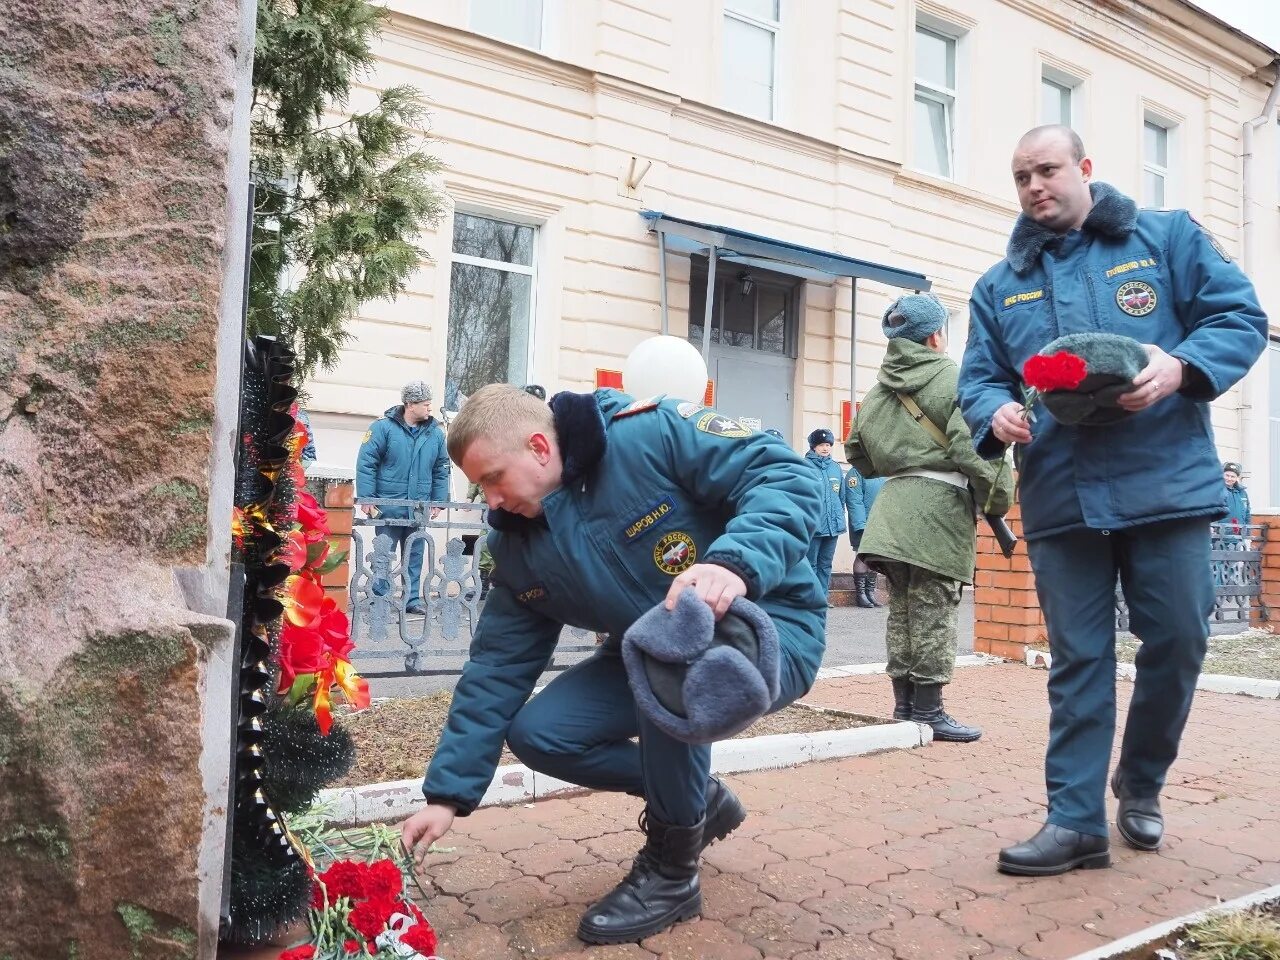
[622,336,709,402]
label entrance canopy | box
[641,211,934,412]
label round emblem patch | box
[654,531,696,575]
[1116,280,1157,317]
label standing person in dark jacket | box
[356,380,452,615]
[399,385,826,944]
[805,428,845,600]
[1221,461,1251,538]
[959,126,1267,876]
[843,465,886,608]
[847,293,1012,739]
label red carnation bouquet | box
[983,349,1087,514]
[279,856,441,959]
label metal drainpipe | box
[1240,59,1280,494]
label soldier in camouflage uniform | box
[846,293,1012,741]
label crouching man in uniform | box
[400,384,828,943]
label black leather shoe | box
[702,777,746,852]
[578,812,703,944]
[1112,770,1164,850]
[405,600,427,615]
[997,822,1111,876]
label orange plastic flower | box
[282,575,325,627]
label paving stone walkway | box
[409,662,1280,959]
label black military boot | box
[702,776,747,852]
[891,677,914,721]
[578,812,703,944]
[863,573,884,607]
[1111,770,1164,850]
[911,683,982,742]
[997,822,1111,876]
[854,574,875,608]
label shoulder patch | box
[847,474,858,488]
[361,429,373,444]
[676,401,703,419]
[1188,214,1231,263]
[694,411,751,439]
[613,395,665,420]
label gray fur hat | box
[401,380,432,405]
[622,589,780,744]
[1034,332,1147,427]
[882,293,947,343]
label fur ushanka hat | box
[1034,332,1149,427]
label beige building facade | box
[308,0,1280,519]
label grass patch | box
[1115,629,1280,682]
[333,692,881,788]
[1181,904,1280,959]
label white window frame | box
[469,0,546,51]
[912,21,960,181]
[1142,112,1175,209]
[1039,66,1080,128]
[722,0,781,123]
[447,209,540,400]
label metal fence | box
[1114,521,1268,631]
[347,498,600,677]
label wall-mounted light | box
[737,271,754,297]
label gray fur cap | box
[882,293,947,343]
[401,380,433,404]
[622,588,780,744]
[1035,332,1148,426]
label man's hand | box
[1118,344,1184,412]
[401,803,456,867]
[664,563,748,620]
[990,401,1033,445]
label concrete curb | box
[1068,881,1280,960]
[1026,648,1280,699]
[317,710,931,827]
[816,653,1005,680]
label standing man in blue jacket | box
[805,428,846,601]
[843,464,886,608]
[399,384,826,943]
[356,380,452,615]
[959,125,1267,876]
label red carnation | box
[317,859,368,900]
[342,940,366,955]
[363,858,404,901]
[399,921,439,956]
[278,947,315,960]
[348,897,397,939]
[1022,351,1087,392]
[309,880,327,910]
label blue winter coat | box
[805,451,847,537]
[422,391,827,814]
[355,406,451,519]
[842,466,885,533]
[1223,484,1251,534]
[958,183,1268,540]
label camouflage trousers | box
[878,560,963,686]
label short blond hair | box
[447,383,555,465]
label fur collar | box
[486,391,607,532]
[1006,182,1137,275]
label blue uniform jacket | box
[958,183,1268,540]
[1223,484,1251,534]
[805,451,847,537]
[842,466,885,533]
[422,391,827,814]
[355,406,451,518]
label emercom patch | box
[624,495,677,541]
[1116,280,1157,317]
[694,411,751,438]
[654,531,696,575]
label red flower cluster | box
[1022,351,1087,392]
[295,858,437,958]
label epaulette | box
[612,394,665,420]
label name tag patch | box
[515,583,548,604]
[1002,289,1044,309]
[624,496,677,541]
[1105,257,1157,279]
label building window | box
[688,259,798,358]
[470,0,543,50]
[445,213,536,411]
[1041,76,1072,127]
[914,25,957,179]
[722,0,779,121]
[1143,118,1171,208]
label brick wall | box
[1256,513,1279,628]
[307,476,354,615]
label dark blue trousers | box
[376,525,425,605]
[807,535,839,595]
[1027,518,1213,838]
[506,624,820,826]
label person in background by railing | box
[1222,461,1251,537]
[804,428,845,604]
[355,380,451,616]
[843,464,886,608]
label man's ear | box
[528,431,553,464]
[1079,156,1092,182]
